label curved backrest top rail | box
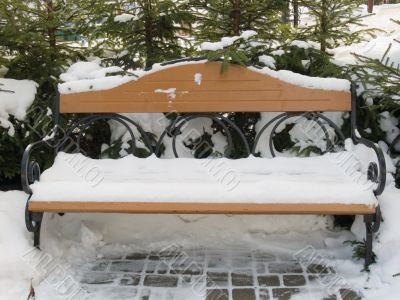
[59,61,352,113]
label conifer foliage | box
[101,0,194,69]
[298,0,373,52]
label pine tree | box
[350,41,400,187]
[99,0,194,69]
[298,0,373,52]
[0,0,107,180]
[190,0,288,42]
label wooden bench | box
[21,60,386,266]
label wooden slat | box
[29,201,375,215]
[60,62,351,113]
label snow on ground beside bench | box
[1,188,400,299]
[332,4,400,67]
[0,191,33,300]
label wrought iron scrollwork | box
[350,83,386,196]
[389,134,400,155]
[155,113,250,158]
[28,161,41,184]
[252,112,346,157]
[58,113,153,155]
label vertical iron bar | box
[364,214,373,267]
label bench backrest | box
[59,61,351,113]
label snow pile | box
[194,72,202,85]
[289,40,314,49]
[0,78,38,136]
[59,59,350,95]
[29,140,394,206]
[258,55,276,68]
[333,4,400,66]
[365,187,400,299]
[200,30,257,51]
[0,191,34,300]
[249,66,351,91]
[58,58,135,94]
[114,13,137,23]
[154,88,176,100]
[380,111,400,150]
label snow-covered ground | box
[0,191,34,300]
[1,185,400,300]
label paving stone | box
[307,264,334,274]
[253,251,276,262]
[110,261,144,273]
[191,275,207,294]
[90,261,109,271]
[180,275,203,288]
[206,289,229,300]
[170,262,203,275]
[99,253,124,260]
[308,274,334,285]
[85,287,138,299]
[232,256,252,268]
[158,248,183,260]
[139,288,154,300]
[143,275,178,287]
[157,261,169,274]
[256,262,266,274]
[339,289,362,300]
[231,273,254,286]
[80,273,117,284]
[258,275,280,287]
[148,252,160,261]
[207,272,229,287]
[77,249,345,300]
[119,274,141,286]
[207,256,230,269]
[232,288,256,300]
[272,288,301,300]
[145,261,158,273]
[322,294,337,300]
[126,252,147,260]
[268,262,303,274]
[283,275,306,286]
[258,288,270,300]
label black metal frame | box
[21,66,386,266]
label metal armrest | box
[351,131,386,195]
[350,83,386,196]
[21,126,60,194]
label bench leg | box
[25,201,43,249]
[363,207,381,268]
[33,217,42,249]
[364,214,374,267]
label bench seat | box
[29,150,377,214]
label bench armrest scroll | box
[21,127,60,194]
[352,130,386,196]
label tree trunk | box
[293,0,299,27]
[45,0,56,49]
[367,0,374,13]
[320,0,328,52]
[232,0,241,36]
[144,2,155,68]
[281,0,290,24]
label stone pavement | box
[79,248,362,300]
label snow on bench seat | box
[29,146,378,214]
